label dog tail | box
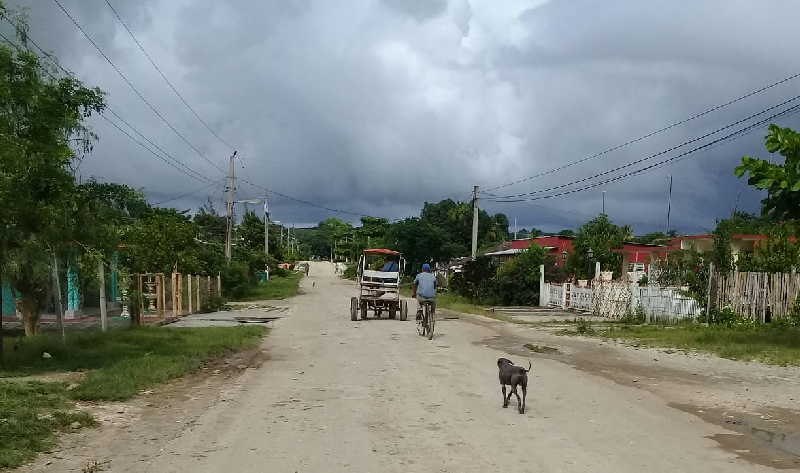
[525,361,532,372]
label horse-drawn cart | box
[350,248,408,321]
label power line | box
[102,0,235,151]
[483,70,800,193]
[486,94,800,200]
[153,180,222,205]
[489,102,800,203]
[239,178,373,218]
[100,113,215,184]
[0,19,219,186]
[52,0,227,175]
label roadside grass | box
[241,272,303,301]
[0,381,96,468]
[0,325,266,468]
[1,326,267,399]
[400,287,492,316]
[601,324,800,366]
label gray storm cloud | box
[6,0,799,233]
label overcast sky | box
[6,0,800,234]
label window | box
[628,263,645,273]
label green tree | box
[558,229,575,237]
[122,209,202,275]
[566,215,631,280]
[735,125,800,219]
[492,246,547,305]
[0,12,106,334]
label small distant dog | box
[497,358,531,414]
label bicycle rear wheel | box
[426,304,435,340]
[416,304,425,336]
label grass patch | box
[0,381,96,468]
[241,272,303,301]
[400,287,494,317]
[602,324,800,366]
[1,326,267,399]
[0,325,266,468]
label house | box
[669,234,774,263]
[484,235,575,267]
[613,242,672,281]
[1,258,123,322]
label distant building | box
[485,235,575,267]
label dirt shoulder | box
[452,309,800,468]
[9,345,267,473]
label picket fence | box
[715,271,800,322]
[544,281,701,322]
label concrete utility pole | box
[225,151,238,263]
[264,194,269,256]
[602,190,606,214]
[98,260,107,332]
[471,185,479,259]
[665,175,673,234]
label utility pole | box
[665,175,673,234]
[602,190,606,215]
[471,185,479,259]
[264,194,269,265]
[98,260,107,332]
[514,217,518,240]
[224,151,238,263]
[51,253,65,343]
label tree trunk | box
[17,297,40,336]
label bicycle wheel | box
[426,304,435,340]
[416,304,425,336]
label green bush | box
[221,261,251,299]
[271,266,290,278]
[201,295,226,313]
[342,264,357,280]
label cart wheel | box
[389,303,397,320]
[399,300,408,321]
[350,297,358,321]
[360,300,368,320]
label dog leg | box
[521,384,527,414]
[512,386,522,414]
[501,385,508,408]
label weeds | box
[574,317,595,335]
[0,381,95,468]
[241,272,303,301]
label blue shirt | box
[414,272,436,298]
[381,261,399,272]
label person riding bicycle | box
[412,263,436,319]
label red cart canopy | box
[363,248,401,256]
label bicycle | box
[416,300,435,340]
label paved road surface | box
[122,261,776,473]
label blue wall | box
[1,284,14,316]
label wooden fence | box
[134,272,221,320]
[715,271,800,322]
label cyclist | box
[412,263,436,319]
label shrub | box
[201,295,226,313]
[575,317,595,334]
[221,261,251,299]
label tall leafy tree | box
[0,10,105,334]
[566,215,631,280]
[735,125,800,219]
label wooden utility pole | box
[225,151,238,263]
[471,185,479,259]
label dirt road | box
[18,261,798,472]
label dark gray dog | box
[497,358,531,414]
